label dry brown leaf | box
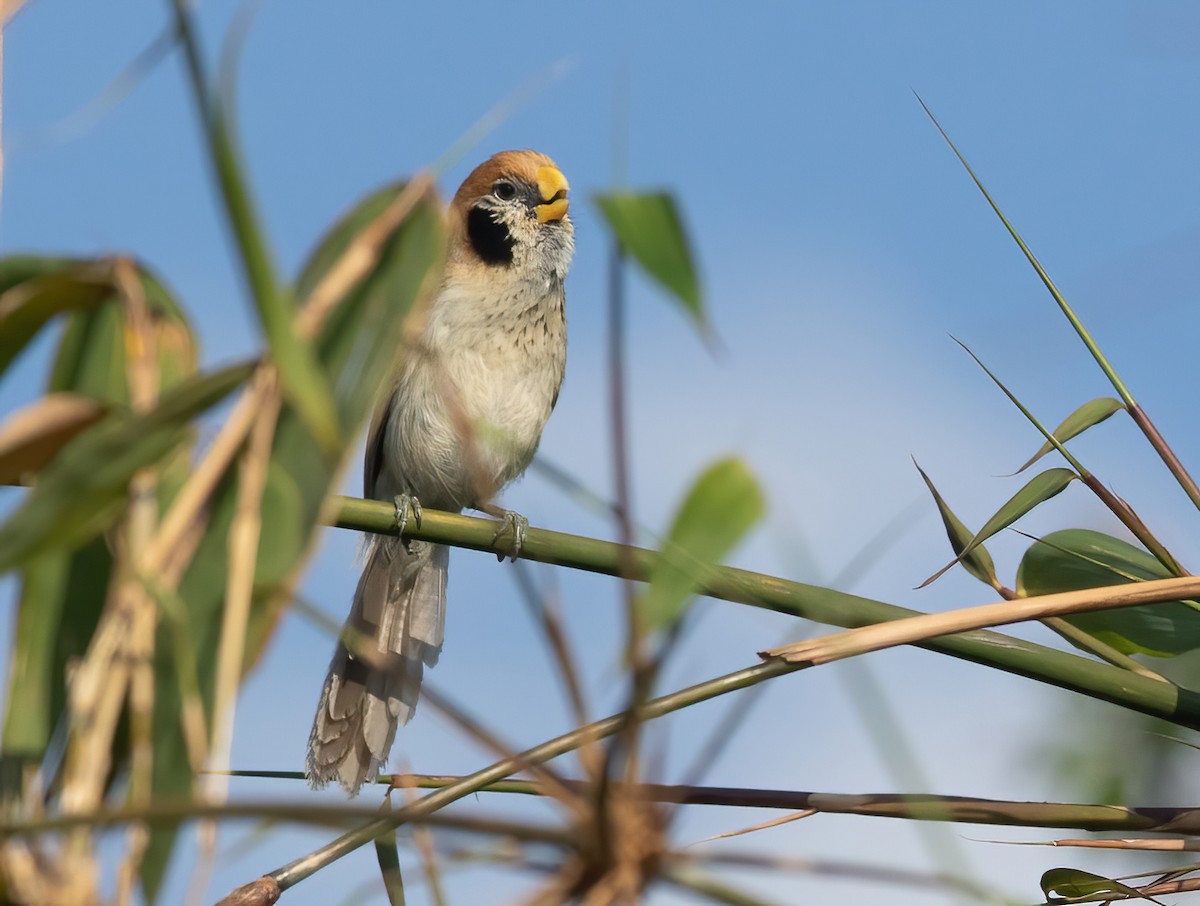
[0,392,108,485]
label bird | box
[306,150,574,794]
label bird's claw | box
[493,510,528,562]
[393,493,423,536]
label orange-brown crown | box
[451,150,563,210]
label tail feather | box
[306,538,448,794]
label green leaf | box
[2,542,111,763]
[913,461,997,588]
[375,799,406,906]
[921,468,1076,588]
[594,191,704,327]
[2,270,195,784]
[259,286,342,456]
[640,457,765,632]
[0,262,114,379]
[1018,529,1200,657]
[1013,397,1125,474]
[141,181,444,898]
[0,361,254,573]
[198,82,343,455]
[1041,867,1150,904]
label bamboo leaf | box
[0,393,109,485]
[1018,529,1200,657]
[640,457,764,632]
[1041,867,1150,904]
[913,460,998,588]
[594,191,704,328]
[1,542,110,763]
[0,256,190,391]
[921,468,1076,588]
[0,262,114,379]
[0,361,254,573]
[1013,398,1125,474]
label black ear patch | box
[467,207,515,266]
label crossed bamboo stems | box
[188,499,1200,904]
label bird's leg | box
[393,492,423,537]
[478,501,528,562]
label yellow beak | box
[534,166,570,223]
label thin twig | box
[417,685,583,818]
[192,369,280,905]
[253,569,1200,896]
[113,257,161,906]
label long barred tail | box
[305,537,448,794]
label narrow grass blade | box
[920,94,1200,513]
[952,337,1086,475]
[917,95,1132,403]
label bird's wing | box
[363,379,398,499]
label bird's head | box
[448,150,574,282]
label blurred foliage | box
[2,32,1200,906]
[2,257,197,773]
[0,176,444,903]
[594,191,705,330]
[639,456,764,633]
[145,181,444,897]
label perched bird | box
[306,150,574,794]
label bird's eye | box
[493,180,517,201]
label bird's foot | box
[393,493,423,536]
[492,509,529,562]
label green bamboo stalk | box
[329,496,1200,728]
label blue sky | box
[3,1,1200,903]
